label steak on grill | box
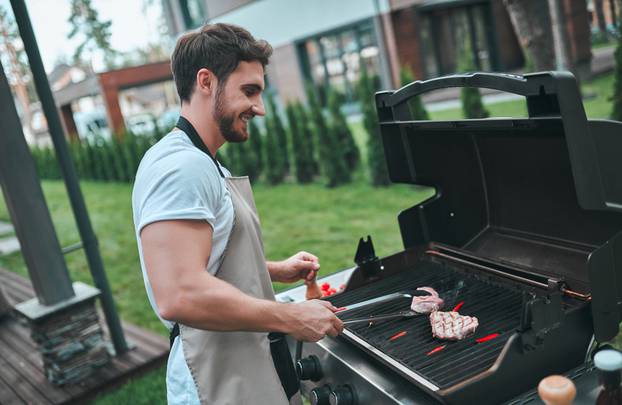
[430,311,479,340]
[411,287,444,314]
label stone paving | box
[0,220,19,255]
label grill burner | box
[329,257,525,389]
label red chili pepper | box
[452,301,464,312]
[476,333,500,344]
[389,331,407,341]
[321,282,330,291]
[426,345,447,356]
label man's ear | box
[196,68,218,96]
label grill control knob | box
[296,355,323,381]
[310,384,332,405]
[329,384,357,405]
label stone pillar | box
[15,282,110,385]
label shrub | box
[265,93,290,174]
[264,97,287,185]
[458,41,489,119]
[306,83,350,187]
[285,102,314,183]
[357,69,390,186]
[327,89,360,171]
[399,66,429,120]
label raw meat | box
[411,287,444,314]
[430,311,479,341]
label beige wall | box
[267,43,306,104]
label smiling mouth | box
[240,112,254,123]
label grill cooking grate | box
[327,258,524,389]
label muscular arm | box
[141,219,341,339]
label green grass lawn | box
[0,71,618,404]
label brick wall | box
[390,6,425,79]
[267,43,306,104]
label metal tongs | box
[342,310,419,325]
[336,290,430,325]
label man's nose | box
[252,98,266,117]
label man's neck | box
[179,103,224,156]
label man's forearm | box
[161,268,291,333]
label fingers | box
[316,299,339,312]
[325,325,340,338]
[297,251,319,263]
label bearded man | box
[132,23,343,405]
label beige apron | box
[179,176,290,405]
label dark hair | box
[171,23,273,102]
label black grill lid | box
[375,72,622,342]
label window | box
[180,0,204,29]
[420,3,496,77]
[299,20,381,105]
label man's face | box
[213,61,266,143]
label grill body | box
[281,73,622,404]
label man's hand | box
[282,300,344,342]
[268,251,320,284]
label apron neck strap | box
[176,116,225,178]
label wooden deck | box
[0,268,168,404]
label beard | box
[213,85,249,143]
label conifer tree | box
[399,66,429,120]
[358,69,390,186]
[306,83,349,187]
[224,144,239,176]
[327,88,360,171]
[286,102,314,183]
[611,21,622,121]
[237,140,260,183]
[265,92,290,174]
[264,99,287,185]
[458,41,489,119]
[248,119,264,175]
[296,102,319,179]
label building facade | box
[160,0,591,106]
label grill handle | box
[376,71,580,120]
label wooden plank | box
[0,320,69,403]
[0,370,25,405]
[0,268,168,404]
[0,324,59,404]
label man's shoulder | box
[138,130,220,180]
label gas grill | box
[276,72,622,404]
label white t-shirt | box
[132,129,234,405]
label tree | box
[594,0,609,42]
[357,69,390,186]
[305,83,349,187]
[611,20,622,121]
[399,66,429,120]
[0,6,34,130]
[295,102,319,180]
[264,96,287,185]
[326,88,360,171]
[458,41,490,119]
[265,92,290,174]
[248,119,264,177]
[503,0,555,71]
[68,0,118,69]
[285,102,314,183]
